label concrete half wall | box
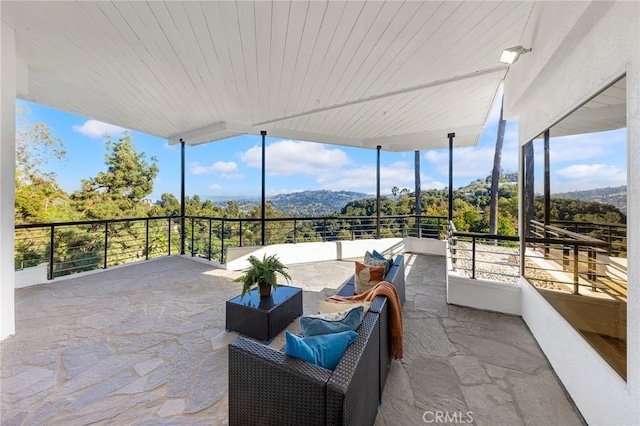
[225,237,446,271]
[447,272,521,316]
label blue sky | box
[18,93,626,201]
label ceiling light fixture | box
[499,46,532,64]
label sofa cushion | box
[354,261,386,294]
[300,306,364,336]
[318,300,372,314]
[285,330,358,370]
[364,251,388,270]
[372,250,394,274]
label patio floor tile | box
[1,254,584,425]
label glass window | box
[523,76,627,380]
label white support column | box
[1,22,17,340]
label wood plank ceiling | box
[2,1,534,151]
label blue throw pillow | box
[285,330,358,370]
[300,306,364,336]
[372,250,394,274]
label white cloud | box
[239,140,349,176]
[212,161,238,173]
[236,139,444,193]
[163,142,177,151]
[316,161,444,192]
[189,161,243,179]
[424,134,520,179]
[189,162,210,175]
[73,120,126,138]
[549,129,626,166]
[553,163,626,192]
[208,184,222,190]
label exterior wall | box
[404,236,448,256]
[1,22,16,340]
[504,2,640,423]
[15,265,47,289]
[447,273,521,316]
[225,237,446,271]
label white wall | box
[404,237,448,256]
[226,238,406,271]
[15,265,47,289]
[0,22,16,340]
[521,280,634,424]
[225,237,446,271]
[504,2,639,423]
[447,272,521,316]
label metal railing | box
[15,216,182,279]
[447,219,627,298]
[15,214,447,279]
[447,221,520,282]
[526,220,625,297]
[547,220,627,256]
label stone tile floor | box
[0,253,584,425]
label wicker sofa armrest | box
[326,312,381,426]
[229,337,332,426]
[385,254,405,305]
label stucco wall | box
[504,2,639,423]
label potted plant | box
[234,254,292,298]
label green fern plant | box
[234,254,292,298]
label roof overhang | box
[2,1,535,151]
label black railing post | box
[415,150,422,238]
[447,133,455,222]
[48,225,55,280]
[221,219,225,263]
[261,130,267,246]
[588,248,597,290]
[239,221,243,247]
[351,219,355,240]
[573,244,579,294]
[324,218,328,242]
[145,219,149,261]
[168,218,172,255]
[376,145,381,239]
[191,217,195,257]
[180,139,186,255]
[471,236,476,279]
[543,131,551,258]
[103,222,109,269]
[293,219,297,244]
[208,219,213,261]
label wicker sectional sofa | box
[228,255,405,426]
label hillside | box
[269,190,369,216]
[553,186,627,214]
[210,190,369,216]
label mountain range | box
[209,183,627,216]
[553,185,627,213]
[210,190,369,216]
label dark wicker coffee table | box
[225,285,303,344]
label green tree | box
[72,132,159,219]
[153,193,181,216]
[225,201,242,218]
[14,108,71,224]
